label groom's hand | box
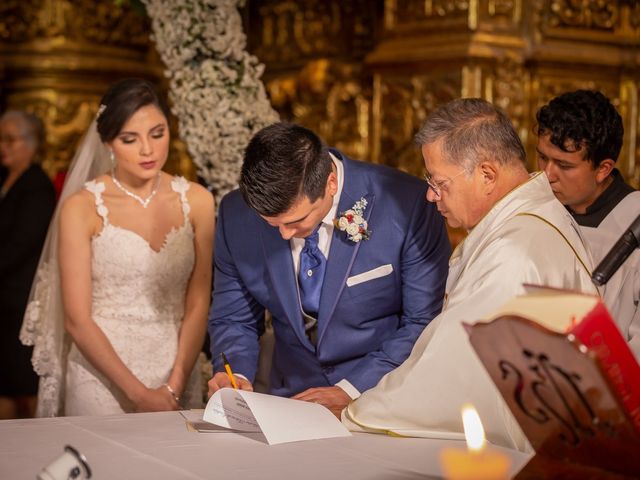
[207,371,253,398]
[292,386,351,419]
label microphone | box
[592,213,640,286]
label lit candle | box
[439,404,511,480]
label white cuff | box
[336,379,361,400]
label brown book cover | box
[467,287,640,479]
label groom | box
[208,122,450,415]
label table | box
[0,411,531,479]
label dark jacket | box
[0,164,56,305]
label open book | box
[201,388,351,445]
[467,287,640,478]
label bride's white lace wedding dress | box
[63,176,202,415]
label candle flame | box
[462,404,486,452]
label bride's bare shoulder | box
[184,181,215,215]
[61,177,107,218]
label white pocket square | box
[346,264,394,287]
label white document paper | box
[202,388,352,445]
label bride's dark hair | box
[96,78,170,142]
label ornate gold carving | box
[253,0,639,198]
[386,0,470,31]
[266,59,371,161]
[0,0,149,47]
[491,59,528,138]
[0,1,41,42]
[374,72,461,175]
[488,0,517,17]
[0,0,191,180]
[546,0,619,31]
[479,0,521,29]
[252,0,376,65]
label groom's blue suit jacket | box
[209,151,450,396]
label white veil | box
[20,117,110,417]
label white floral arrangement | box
[142,0,279,204]
[334,197,371,243]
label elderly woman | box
[0,110,56,418]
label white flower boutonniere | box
[334,197,371,243]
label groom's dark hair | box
[240,122,333,217]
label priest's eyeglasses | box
[423,170,466,199]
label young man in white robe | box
[536,90,639,360]
[341,98,598,452]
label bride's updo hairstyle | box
[96,78,171,143]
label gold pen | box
[221,352,239,390]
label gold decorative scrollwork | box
[386,0,470,31]
[252,0,376,65]
[0,0,40,42]
[375,72,461,175]
[0,0,149,47]
[0,0,174,178]
[547,0,619,31]
[266,59,371,161]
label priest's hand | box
[207,371,253,398]
[291,386,351,419]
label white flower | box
[346,223,360,236]
[333,197,371,243]
[143,0,279,205]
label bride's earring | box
[109,150,115,168]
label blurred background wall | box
[2,0,639,191]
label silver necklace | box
[111,171,161,208]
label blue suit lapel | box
[261,223,314,350]
[316,154,375,346]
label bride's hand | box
[133,386,179,412]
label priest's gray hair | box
[414,98,526,173]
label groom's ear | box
[326,171,338,197]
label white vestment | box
[342,173,598,451]
[581,191,640,360]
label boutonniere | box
[334,197,371,243]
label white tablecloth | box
[0,411,530,479]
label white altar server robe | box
[581,191,640,360]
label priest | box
[342,98,598,451]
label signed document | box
[202,388,351,445]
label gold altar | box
[1,1,638,187]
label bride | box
[21,78,214,416]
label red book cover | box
[569,299,640,432]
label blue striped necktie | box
[298,226,327,317]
